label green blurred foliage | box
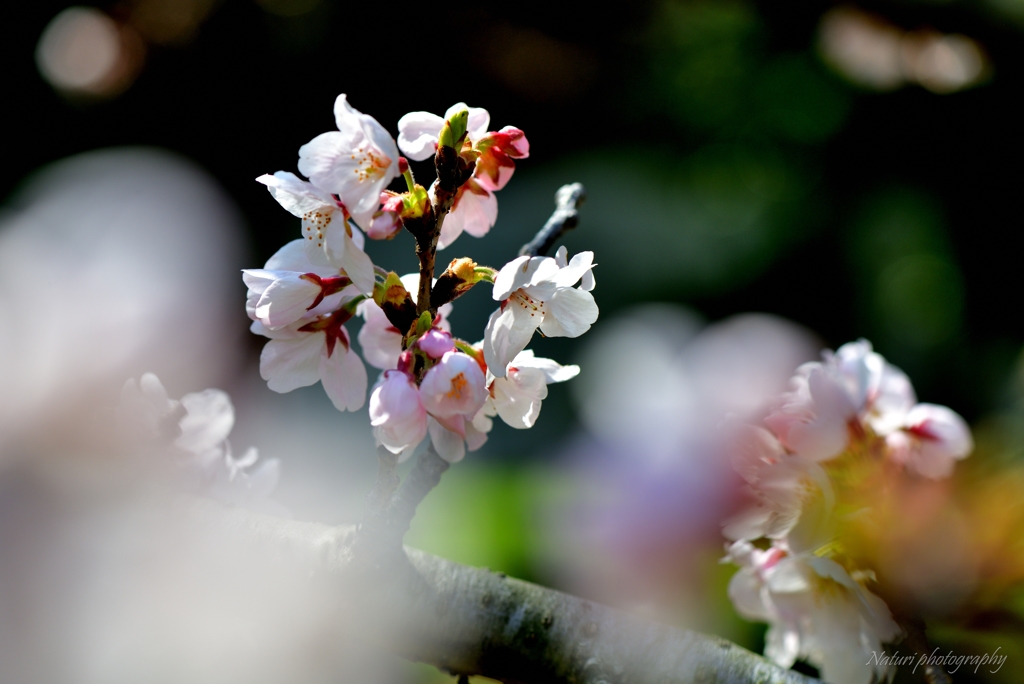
[646,0,850,144]
[846,187,966,368]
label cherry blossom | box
[763,363,857,462]
[370,369,428,457]
[726,540,901,684]
[297,94,399,217]
[473,126,530,192]
[886,403,973,478]
[116,374,282,511]
[396,103,490,161]
[243,240,357,331]
[485,349,580,429]
[419,351,488,437]
[416,328,455,359]
[256,171,375,294]
[251,312,367,413]
[484,246,597,377]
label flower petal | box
[319,341,367,412]
[397,110,444,161]
[540,287,598,338]
[260,333,324,392]
[484,305,540,378]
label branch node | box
[518,182,587,257]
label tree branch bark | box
[519,183,587,258]
[179,497,819,684]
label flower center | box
[302,209,334,248]
[350,145,391,182]
[510,289,545,318]
[446,372,468,400]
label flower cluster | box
[245,95,597,462]
[722,340,973,684]
[117,373,282,511]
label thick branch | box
[519,183,587,258]
[180,498,819,684]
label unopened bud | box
[438,108,469,150]
[373,272,417,333]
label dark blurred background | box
[2,2,1023,681]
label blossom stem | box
[518,183,587,257]
[403,168,416,194]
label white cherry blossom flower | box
[297,94,399,217]
[831,339,916,435]
[396,103,490,161]
[243,240,358,331]
[370,369,427,456]
[419,351,488,436]
[256,171,375,294]
[251,314,367,412]
[726,540,901,684]
[116,374,284,512]
[486,349,580,429]
[886,403,973,478]
[484,246,597,377]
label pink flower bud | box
[417,328,455,359]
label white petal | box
[428,416,465,463]
[550,251,595,289]
[540,287,598,338]
[510,350,580,384]
[264,239,333,275]
[255,275,322,329]
[484,306,540,378]
[492,256,559,301]
[256,171,335,218]
[260,333,324,392]
[319,342,367,412]
[397,110,444,161]
[492,366,548,429]
[330,226,375,295]
[728,568,772,622]
[176,389,234,454]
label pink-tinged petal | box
[428,417,466,463]
[867,362,916,435]
[417,328,455,359]
[357,301,403,370]
[260,332,324,392]
[256,171,335,218]
[298,130,395,216]
[319,342,367,412]
[419,351,488,419]
[766,365,855,462]
[436,201,466,250]
[459,185,497,238]
[540,287,598,338]
[176,389,234,454]
[397,110,444,161]
[465,409,492,451]
[484,306,541,378]
[891,403,973,478]
[492,255,560,301]
[370,371,427,453]
[254,274,322,329]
